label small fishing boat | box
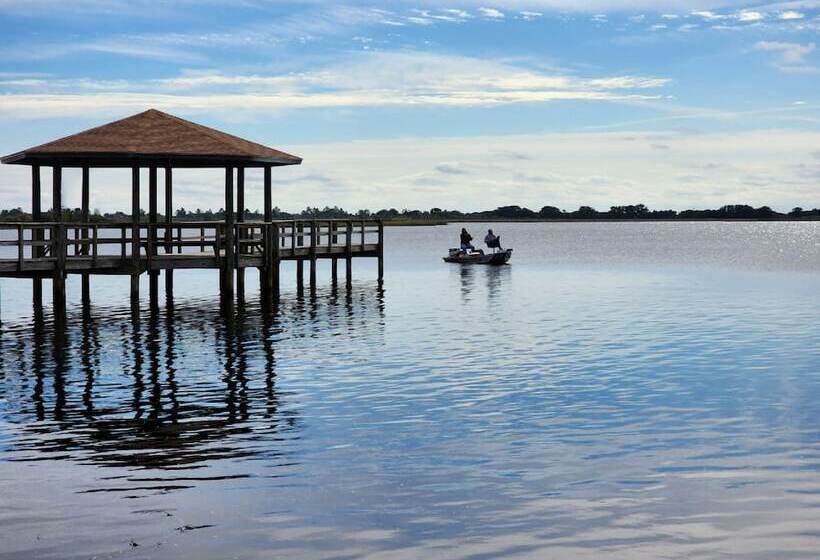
[443,248,513,265]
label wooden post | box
[271,222,280,298]
[378,220,384,283]
[32,165,42,311]
[52,166,65,318]
[309,220,317,289]
[263,166,272,222]
[236,167,245,298]
[164,166,173,299]
[223,167,235,298]
[261,166,272,294]
[81,166,91,306]
[296,259,304,290]
[148,167,158,307]
[131,166,140,302]
[345,220,353,287]
[331,257,338,284]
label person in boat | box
[460,228,475,252]
[485,229,503,252]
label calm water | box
[1,222,819,559]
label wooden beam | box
[223,167,235,296]
[236,167,245,296]
[81,166,90,222]
[32,165,41,222]
[131,166,140,300]
[32,165,42,310]
[237,167,245,223]
[164,167,173,244]
[164,166,174,298]
[378,220,384,283]
[52,166,65,318]
[148,167,158,304]
[264,166,272,222]
[52,165,62,221]
[81,165,90,303]
[149,167,158,258]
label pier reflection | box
[0,284,385,479]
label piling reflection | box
[0,284,385,483]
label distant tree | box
[494,205,538,218]
[754,206,775,219]
[608,204,649,219]
[539,205,563,218]
[573,206,599,219]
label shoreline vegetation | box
[0,203,818,225]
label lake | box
[1,221,819,559]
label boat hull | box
[443,249,512,265]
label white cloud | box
[691,10,726,20]
[755,40,818,72]
[779,10,804,19]
[735,10,765,21]
[518,10,542,20]
[478,7,504,18]
[0,52,671,117]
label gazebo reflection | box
[1,286,384,476]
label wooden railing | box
[0,219,383,272]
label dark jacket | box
[460,230,473,245]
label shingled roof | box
[1,109,302,168]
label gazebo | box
[1,109,383,318]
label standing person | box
[460,228,475,252]
[484,229,502,251]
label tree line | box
[1,203,818,222]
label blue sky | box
[0,0,818,213]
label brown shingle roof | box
[1,109,302,167]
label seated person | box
[460,228,475,252]
[484,229,502,251]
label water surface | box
[1,222,819,559]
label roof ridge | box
[152,110,295,158]
[152,110,247,152]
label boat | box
[443,248,513,265]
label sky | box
[0,0,818,213]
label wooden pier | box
[0,109,384,319]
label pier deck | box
[0,219,383,311]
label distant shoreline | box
[384,216,820,226]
